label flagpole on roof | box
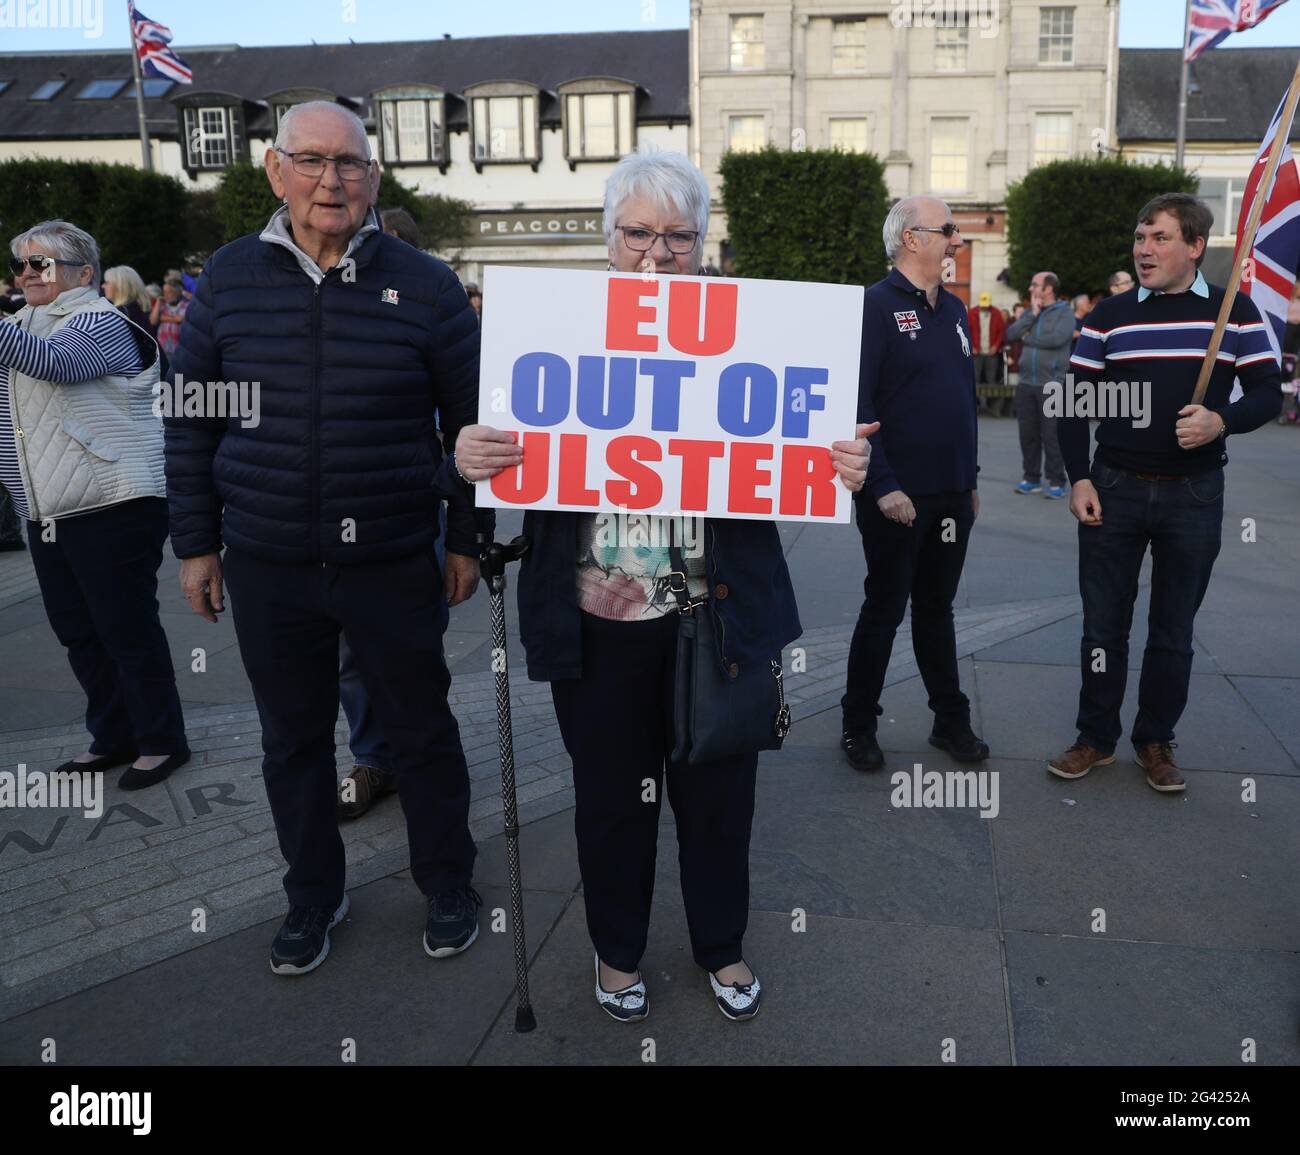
[1175,0,1191,168]
[127,1,154,172]
[1190,57,1300,406]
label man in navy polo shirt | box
[1051,193,1281,793]
[841,196,990,772]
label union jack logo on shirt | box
[893,310,921,332]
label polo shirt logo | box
[381,288,399,304]
[956,322,970,357]
[894,310,921,332]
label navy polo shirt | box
[858,267,980,500]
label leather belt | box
[1131,471,1181,481]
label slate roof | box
[1119,47,1300,143]
[0,29,690,140]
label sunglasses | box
[910,222,962,238]
[9,255,84,275]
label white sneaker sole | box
[270,893,349,976]
[424,922,479,959]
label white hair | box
[882,197,930,260]
[602,149,710,248]
[275,100,371,157]
[10,218,100,284]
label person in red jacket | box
[968,292,1006,413]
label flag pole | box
[1190,57,1300,407]
[1175,0,1191,168]
[127,2,153,172]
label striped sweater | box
[1059,280,1281,483]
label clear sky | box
[4,0,1300,51]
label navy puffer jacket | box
[165,228,491,563]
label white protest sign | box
[477,266,863,522]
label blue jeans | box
[338,504,448,771]
[1075,460,1223,752]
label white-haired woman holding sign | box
[455,151,872,1022]
[0,220,189,789]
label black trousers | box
[222,547,475,910]
[1015,385,1066,486]
[26,497,187,756]
[551,611,757,974]
[842,490,974,735]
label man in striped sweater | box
[1050,193,1281,793]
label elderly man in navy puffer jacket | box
[165,102,493,976]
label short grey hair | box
[10,219,100,284]
[603,150,710,248]
[275,100,371,157]
[882,198,924,260]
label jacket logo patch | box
[381,288,399,304]
[893,310,920,332]
[956,322,970,356]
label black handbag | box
[666,527,791,765]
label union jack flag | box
[1185,0,1291,62]
[129,2,193,84]
[1233,83,1300,373]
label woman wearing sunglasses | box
[1,220,189,789]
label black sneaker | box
[424,885,482,958]
[270,893,349,976]
[842,730,885,772]
[928,723,990,763]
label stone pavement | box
[1,418,1297,1064]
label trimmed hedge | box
[719,147,890,286]
[1005,156,1198,297]
[0,157,190,283]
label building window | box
[727,115,767,153]
[1033,112,1072,165]
[132,77,172,98]
[565,91,634,160]
[828,117,869,153]
[936,24,969,70]
[183,105,233,169]
[929,117,970,193]
[76,78,127,99]
[831,19,868,73]
[472,94,538,162]
[378,99,443,164]
[730,15,765,71]
[29,79,68,101]
[1039,7,1075,64]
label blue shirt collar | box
[1137,269,1208,301]
[888,265,945,303]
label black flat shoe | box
[54,750,138,775]
[119,750,191,791]
[928,725,990,763]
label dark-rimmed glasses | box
[616,226,700,254]
[9,255,84,275]
[275,148,373,181]
[909,222,962,238]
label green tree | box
[0,157,189,282]
[1005,155,1197,298]
[719,147,890,286]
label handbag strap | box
[665,517,700,613]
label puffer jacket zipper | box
[311,280,323,563]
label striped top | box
[1059,282,1282,482]
[0,308,145,520]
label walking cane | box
[479,533,536,1032]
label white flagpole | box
[127,2,153,172]
[1175,0,1192,168]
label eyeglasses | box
[275,148,373,181]
[9,255,84,275]
[616,226,700,254]
[909,222,962,238]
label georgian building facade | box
[692,0,1122,304]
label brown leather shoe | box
[1047,741,1115,779]
[1135,742,1186,793]
[337,764,397,820]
